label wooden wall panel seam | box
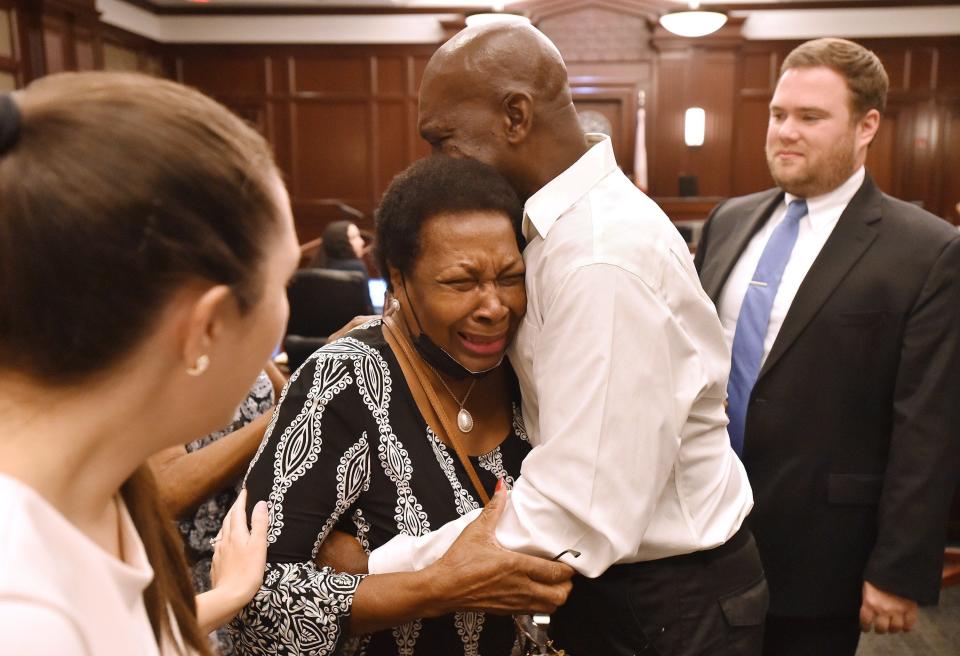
[368,56,380,207]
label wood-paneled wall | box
[169,30,960,237]
[5,2,958,233]
[4,0,164,79]
[172,44,436,242]
[0,1,22,91]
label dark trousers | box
[550,527,768,656]
[762,615,861,656]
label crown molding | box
[116,0,960,16]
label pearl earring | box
[186,354,210,376]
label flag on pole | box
[633,90,649,193]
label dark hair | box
[320,220,358,262]
[0,71,283,655]
[782,38,889,118]
[123,467,209,655]
[375,155,523,288]
[0,72,279,385]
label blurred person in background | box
[310,220,370,280]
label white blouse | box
[0,474,180,655]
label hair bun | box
[0,94,21,155]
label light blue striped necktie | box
[726,199,808,456]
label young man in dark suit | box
[695,38,960,656]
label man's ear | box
[857,108,881,150]
[502,91,534,144]
[181,284,233,372]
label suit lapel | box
[702,190,783,303]
[758,176,883,379]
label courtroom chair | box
[284,268,373,370]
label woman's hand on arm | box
[346,489,573,636]
[424,487,574,615]
[196,489,269,633]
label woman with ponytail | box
[0,72,300,654]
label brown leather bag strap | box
[382,315,491,505]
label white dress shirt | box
[718,167,865,362]
[369,135,752,578]
[0,474,182,655]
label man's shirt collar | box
[522,133,618,241]
[784,166,865,233]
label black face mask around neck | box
[400,278,501,380]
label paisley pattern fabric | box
[231,322,529,655]
[178,370,275,656]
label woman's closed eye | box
[497,273,525,287]
[441,278,479,292]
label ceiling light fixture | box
[465,13,531,28]
[659,1,727,38]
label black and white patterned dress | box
[231,320,530,656]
